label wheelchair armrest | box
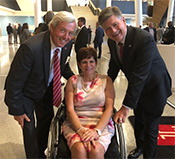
[55,104,67,124]
[113,107,117,114]
[113,107,127,159]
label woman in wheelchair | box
[62,47,115,159]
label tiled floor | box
[0,36,174,159]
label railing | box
[88,0,101,16]
[167,100,175,109]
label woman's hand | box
[81,128,99,142]
[83,140,96,152]
[77,128,98,151]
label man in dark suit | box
[144,22,157,42]
[87,25,92,45]
[99,7,172,159]
[6,23,13,44]
[75,17,88,54]
[74,17,88,72]
[162,21,175,44]
[4,11,76,159]
[93,22,104,58]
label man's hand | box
[113,105,129,124]
[14,114,30,129]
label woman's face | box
[79,56,97,76]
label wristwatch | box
[94,128,101,136]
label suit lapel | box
[109,39,122,67]
[43,31,51,85]
[123,26,134,66]
[60,40,72,75]
[60,46,66,74]
[77,26,83,39]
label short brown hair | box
[98,6,123,26]
[78,17,86,24]
[77,47,97,64]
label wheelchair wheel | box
[46,105,127,159]
[116,123,127,159]
[46,117,59,159]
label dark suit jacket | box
[4,31,74,116]
[162,26,175,44]
[93,26,104,45]
[144,27,157,42]
[75,26,88,53]
[108,26,172,113]
[6,25,13,34]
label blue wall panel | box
[0,16,43,36]
[91,0,147,14]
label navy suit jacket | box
[4,31,74,116]
[108,26,172,113]
[93,26,104,45]
[75,26,88,53]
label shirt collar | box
[80,25,85,30]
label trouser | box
[134,102,162,159]
[18,34,22,43]
[23,85,54,159]
[94,42,102,58]
[8,33,12,44]
[88,34,91,44]
[14,34,17,43]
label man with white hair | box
[4,11,76,159]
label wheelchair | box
[46,104,127,159]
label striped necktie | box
[53,48,62,107]
[118,42,124,62]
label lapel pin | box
[129,45,132,47]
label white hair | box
[49,11,76,30]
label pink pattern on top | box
[108,120,114,128]
[88,125,96,129]
[90,76,101,89]
[62,73,115,152]
[78,116,86,118]
[69,133,80,145]
[72,75,77,85]
[74,92,84,104]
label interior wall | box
[0,16,43,36]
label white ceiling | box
[0,0,154,16]
[17,0,35,12]
[0,0,46,16]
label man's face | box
[101,15,127,42]
[149,22,153,28]
[168,22,172,28]
[50,21,76,48]
[77,19,83,27]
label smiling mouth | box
[85,68,92,71]
[59,38,67,43]
[112,30,120,37]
